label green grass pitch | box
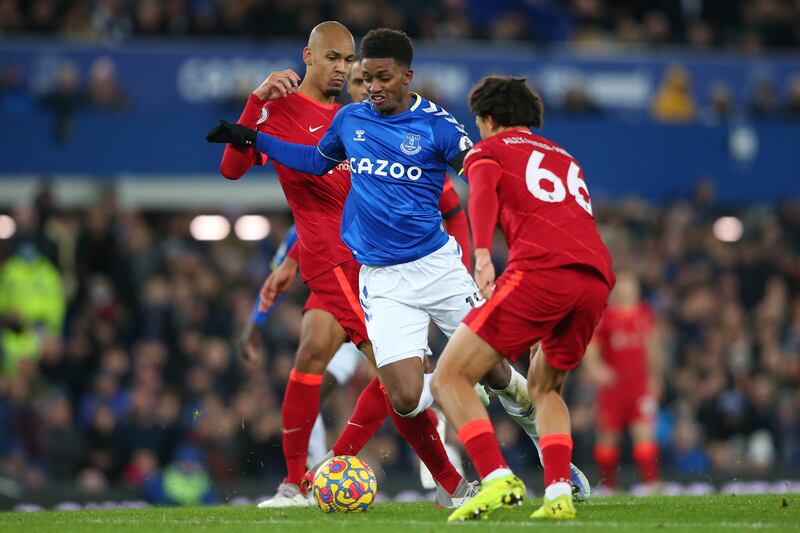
[1,495,798,532]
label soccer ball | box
[311,455,377,513]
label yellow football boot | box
[531,493,576,520]
[446,474,525,522]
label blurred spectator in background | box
[91,0,133,41]
[39,61,86,143]
[133,0,164,35]
[561,85,601,115]
[785,75,800,117]
[686,20,715,49]
[40,394,84,481]
[142,444,216,505]
[0,205,65,377]
[27,0,59,33]
[643,10,672,47]
[750,78,779,117]
[0,65,33,113]
[0,0,24,33]
[87,57,128,110]
[652,65,696,123]
[704,82,736,122]
[489,11,531,42]
[60,1,95,40]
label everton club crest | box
[400,132,422,156]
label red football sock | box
[281,369,323,485]
[332,377,389,456]
[540,433,573,488]
[633,441,660,483]
[386,395,463,495]
[456,418,508,479]
[593,444,620,489]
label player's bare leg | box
[431,324,525,522]
[480,353,591,502]
[631,419,660,492]
[528,346,576,520]
[377,356,426,416]
[375,355,470,503]
[259,309,347,508]
[431,325,503,429]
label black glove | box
[206,119,257,147]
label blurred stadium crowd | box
[0,0,798,50]
[1,182,799,499]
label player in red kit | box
[432,76,615,522]
[208,22,470,508]
[585,271,661,492]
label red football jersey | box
[258,93,353,281]
[593,303,654,385]
[464,129,614,285]
[257,93,353,280]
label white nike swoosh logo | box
[282,427,303,434]
[309,125,324,133]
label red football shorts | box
[597,385,656,431]
[302,260,368,347]
[463,266,610,369]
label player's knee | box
[481,361,512,391]
[528,373,564,401]
[295,341,331,374]
[429,371,446,401]
[386,385,423,417]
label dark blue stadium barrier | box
[1,108,796,203]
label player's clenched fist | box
[259,258,297,311]
[474,248,496,300]
[253,69,302,101]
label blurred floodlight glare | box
[234,215,271,241]
[713,216,743,242]
[0,215,15,239]
[190,215,230,241]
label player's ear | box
[403,68,413,86]
[303,47,313,66]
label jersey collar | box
[409,92,422,111]
[296,91,336,110]
[368,92,422,117]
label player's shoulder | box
[411,94,460,127]
[260,95,296,124]
[526,131,574,159]
[337,101,369,118]
[463,136,500,167]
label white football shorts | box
[359,235,480,368]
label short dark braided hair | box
[468,76,544,129]
[360,28,414,67]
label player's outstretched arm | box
[256,133,339,176]
[207,121,337,177]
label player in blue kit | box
[214,28,590,502]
